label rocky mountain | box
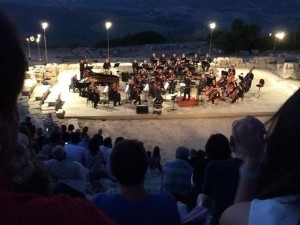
[0,0,299,46]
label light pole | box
[26,35,35,66]
[41,22,48,64]
[209,22,216,56]
[36,34,41,61]
[270,31,285,53]
[105,21,112,60]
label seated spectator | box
[198,131,248,225]
[64,132,87,165]
[85,137,104,182]
[60,124,70,144]
[152,146,162,173]
[43,145,88,194]
[162,146,193,203]
[92,139,180,225]
[79,126,89,148]
[190,133,232,209]
[34,127,46,153]
[20,116,36,137]
[42,113,57,133]
[114,136,124,145]
[93,128,103,145]
[0,9,113,225]
[39,130,64,160]
[221,98,298,225]
[100,137,114,180]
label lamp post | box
[26,35,35,66]
[26,37,31,64]
[41,22,48,64]
[270,31,285,53]
[36,34,41,61]
[105,21,112,60]
[209,22,216,56]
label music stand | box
[168,93,178,111]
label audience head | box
[70,132,81,144]
[175,146,190,161]
[97,128,103,135]
[67,124,75,132]
[35,127,44,137]
[114,136,124,145]
[52,145,66,161]
[110,139,148,187]
[88,137,100,155]
[153,146,161,158]
[61,125,67,132]
[205,133,231,161]
[82,126,88,133]
[103,137,112,148]
[49,130,62,144]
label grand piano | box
[74,66,119,96]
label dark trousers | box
[183,87,191,100]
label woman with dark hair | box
[205,133,231,161]
[152,146,162,173]
[221,89,300,225]
[93,139,180,225]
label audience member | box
[42,113,57,133]
[34,127,46,153]
[100,137,115,180]
[21,116,36,137]
[85,137,104,182]
[162,146,193,203]
[40,130,64,160]
[43,145,88,193]
[191,133,232,206]
[60,124,70,144]
[0,9,114,225]
[221,95,299,225]
[93,128,103,145]
[198,128,258,225]
[64,132,87,165]
[152,146,162,173]
[114,136,124,145]
[92,139,180,225]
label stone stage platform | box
[59,68,299,120]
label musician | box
[110,82,122,106]
[242,69,254,92]
[150,53,157,66]
[103,58,111,72]
[201,53,212,72]
[182,73,192,101]
[192,53,200,67]
[89,83,100,109]
[206,79,223,104]
[79,59,87,79]
[181,53,186,62]
[160,53,168,66]
[170,53,177,66]
[198,73,207,93]
[142,59,149,70]
[132,59,139,74]
[129,81,142,105]
[228,65,236,76]
[167,70,176,94]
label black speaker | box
[136,105,148,114]
[121,72,130,82]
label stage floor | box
[58,69,299,120]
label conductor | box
[182,75,192,101]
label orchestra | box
[73,53,253,109]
